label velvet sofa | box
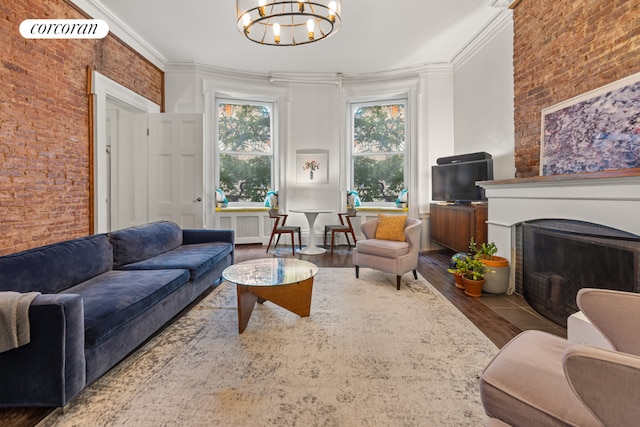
[0,221,234,407]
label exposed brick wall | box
[512,0,640,177]
[0,0,163,255]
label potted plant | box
[448,256,489,297]
[469,238,510,294]
[460,256,488,298]
[448,252,468,289]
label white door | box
[107,104,149,231]
[147,113,204,228]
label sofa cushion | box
[117,242,234,281]
[62,269,190,347]
[355,238,409,259]
[480,330,600,427]
[0,234,113,294]
[109,221,183,268]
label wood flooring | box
[1,244,521,427]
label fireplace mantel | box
[478,169,640,293]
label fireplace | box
[478,170,640,326]
[521,220,640,327]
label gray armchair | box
[352,217,422,290]
[480,288,640,426]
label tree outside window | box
[352,102,406,203]
[217,102,273,203]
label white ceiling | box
[84,0,508,75]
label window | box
[351,101,406,203]
[217,100,273,204]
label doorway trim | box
[90,70,160,233]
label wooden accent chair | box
[481,288,640,426]
[323,209,357,254]
[266,209,301,256]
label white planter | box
[483,264,510,294]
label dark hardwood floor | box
[1,244,522,427]
[249,244,523,348]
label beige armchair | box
[480,288,640,427]
[352,217,422,290]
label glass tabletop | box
[222,258,318,287]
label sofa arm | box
[0,294,85,407]
[577,288,640,356]
[564,343,640,427]
[182,229,235,245]
[360,220,378,239]
[404,219,422,250]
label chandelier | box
[236,0,342,46]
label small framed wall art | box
[296,149,329,184]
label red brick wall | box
[0,0,163,255]
[512,0,640,177]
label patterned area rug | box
[41,268,497,426]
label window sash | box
[350,99,408,204]
[216,99,275,204]
[352,101,406,155]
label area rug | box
[40,268,498,427]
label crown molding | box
[164,61,270,82]
[450,8,513,70]
[72,0,511,80]
[70,0,167,70]
[164,61,453,87]
[268,72,344,86]
[490,0,515,8]
[344,62,453,83]
[266,62,454,86]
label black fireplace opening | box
[522,220,640,327]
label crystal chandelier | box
[236,0,341,46]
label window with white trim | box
[217,100,274,204]
[351,100,407,204]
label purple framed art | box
[541,72,640,176]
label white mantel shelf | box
[477,169,640,293]
[479,168,640,236]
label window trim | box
[203,78,288,229]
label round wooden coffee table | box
[222,258,319,333]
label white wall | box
[418,69,455,249]
[453,15,515,180]
[164,66,203,113]
[161,13,515,249]
[164,67,438,243]
[284,84,341,230]
[421,69,456,204]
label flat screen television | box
[431,159,493,203]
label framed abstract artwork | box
[540,72,640,176]
[296,149,329,184]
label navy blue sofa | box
[0,221,234,407]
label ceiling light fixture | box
[236,0,341,46]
